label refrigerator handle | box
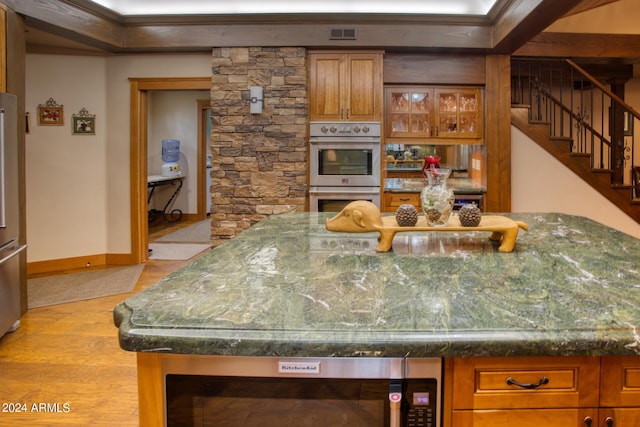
[0,242,26,266]
[0,107,5,228]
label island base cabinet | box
[600,356,640,426]
[451,408,640,426]
[450,356,601,410]
[446,356,640,427]
[452,408,597,426]
[598,408,640,426]
[447,357,601,427]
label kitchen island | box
[114,212,640,425]
[115,210,640,357]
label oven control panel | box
[310,121,381,138]
[405,379,438,427]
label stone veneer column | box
[210,47,308,246]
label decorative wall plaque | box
[37,97,64,126]
[72,107,96,135]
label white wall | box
[512,125,640,239]
[26,53,212,262]
[26,55,109,262]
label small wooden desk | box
[147,175,184,223]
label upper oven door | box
[309,142,380,187]
[309,121,381,187]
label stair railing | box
[511,57,639,192]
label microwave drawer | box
[451,356,600,410]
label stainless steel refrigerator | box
[0,92,26,337]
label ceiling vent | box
[330,28,357,40]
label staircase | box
[510,58,640,224]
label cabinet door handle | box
[505,376,549,389]
[605,417,613,427]
[583,417,592,426]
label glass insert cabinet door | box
[436,89,482,138]
[386,88,434,138]
[385,86,483,142]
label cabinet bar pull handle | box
[583,417,592,426]
[505,376,549,389]
[605,417,613,427]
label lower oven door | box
[309,186,381,212]
[163,356,441,427]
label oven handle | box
[308,187,381,195]
[309,137,381,144]
[389,380,402,427]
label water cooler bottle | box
[161,139,181,177]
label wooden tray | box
[325,201,528,253]
[377,215,528,252]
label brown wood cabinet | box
[386,87,434,138]
[386,170,424,179]
[386,86,483,143]
[599,356,640,426]
[309,51,383,121]
[448,356,640,427]
[383,192,421,212]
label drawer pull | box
[605,417,613,427]
[505,376,549,389]
[584,417,593,427]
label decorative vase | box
[420,168,454,226]
[421,155,441,179]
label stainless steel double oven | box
[309,121,381,212]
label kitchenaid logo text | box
[278,361,321,374]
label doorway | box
[129,77,211,264]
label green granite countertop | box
[114,212,640,358]
[385,177,486,194]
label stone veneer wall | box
[210,47,308,247]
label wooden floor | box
[0,219,206,426]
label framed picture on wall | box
[37,98,64,126]
[72,107,96,135]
